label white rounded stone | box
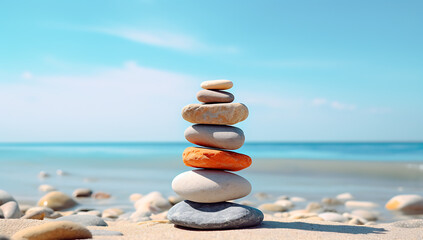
[172,169,251,203]
[385,194,423,214]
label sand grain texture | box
[2,217,422,240]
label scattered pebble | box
[102,208,124,219]
[134,191,171,213]
[351,209,379,221]
[290,196,306,202]
[274,199,294,210]
[130,210,152,222]
[37,191,77,211]
[349,217,366,225]
[38,171,50,178]
[56,169,68,176]
[259,203,287,212]
[168,195,184,205]
[22,207,54,220]
[0,190,16,205]
[72,188,93,198]
[345,200,378,209]
[38,184,56,192]
[90,229,123,236]
[255,192,270,200]
[238,200,255,207]
[322,197,343,205]
[55,214,108,226]
[336,192,354,201]
[385,194,423,214]
[129,193,143,202]
[318,212,347,223]
[305,202,323,213]
[92,192,111,199]
[12,221,92,240]
[1,201,21,219]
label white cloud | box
[258,59,342,68]
[311,98,327,106]
[96,27,239,53]
[310,98,356,111]
[21,71,33,79]
[367,107,392,114]
[330,101,356,111]
[0,62,199,142]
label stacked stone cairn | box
[168,79,264,230]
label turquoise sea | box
[1,142,422,222]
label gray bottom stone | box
[168,200,264,230]
[55,214,108,226]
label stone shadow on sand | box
[257,221,387,234]
[175,221,387,234]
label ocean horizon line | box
[1,141,422,145]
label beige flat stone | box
[200,80,233,90]
[182,103,248,125]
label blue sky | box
[0,0,422,142]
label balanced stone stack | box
[168,79,264,230]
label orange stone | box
[183,147,252,171]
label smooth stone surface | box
[183,147,251,171]
[274,200,295,210]
[336,192,354,201]
[168,200,263,230]
[258,203,287,212]
[184,124,245,150]
[38,185,56,192]
[385,194,423,214]
[351,209,378,221]
[37,191,77,211]
[134,191,171,213]
[92,192,111,199]
[168,195,184,205]
[196,90,234,103]
[318,212,348,223]
[102,208,124,219]
[90,230,123,236]
[72,188,92,198]
[172,169,251,203]
[182,103,248,125]
[130,210,152,222]
[11,221,92,240]
[22,207,54,220]
[129,193,143,202]
[345,200,378,209]
[55,214,108,226]
[0,190,15,205]
[201,79,233,90]
[1,201,21,219]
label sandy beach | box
[2,217,423,240]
